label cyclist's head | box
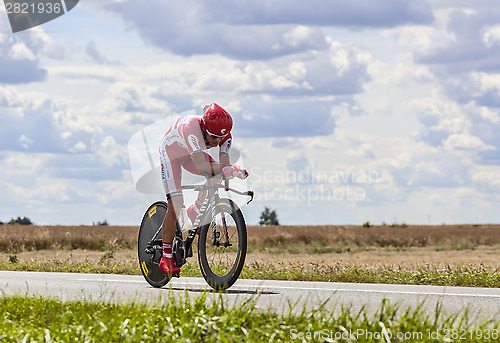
[201,103,232,138]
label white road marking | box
[78,278,144,283]
[77,278,500,298]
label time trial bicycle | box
[138,177,254,290]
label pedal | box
[172,273,180,278]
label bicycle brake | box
[246,191,254,204]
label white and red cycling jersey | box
[158,115,232,198]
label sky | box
[1,0,499,226]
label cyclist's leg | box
[159,149,184,274]
[182,153,219,222]
[161,194,183,246]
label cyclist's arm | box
[218,135,231,168]
[191,152,223,176]
[219,153,230,166]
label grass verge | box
[1,293,499,342]
[2,261,500,288]
[241,263,500,288]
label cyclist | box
[158,103,248,275]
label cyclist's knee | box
[167,194,184,216]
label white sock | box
[163,242,173,258]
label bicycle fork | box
[211,198,231,248]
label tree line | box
[0,216,33,225]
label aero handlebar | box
[181,179,254,205]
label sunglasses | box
[206,129,228,139]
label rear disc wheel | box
[138,201,171,288]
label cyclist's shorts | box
[159,150,215,199]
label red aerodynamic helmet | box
[202,103,233,137]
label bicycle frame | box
[145,179,254,263]
[181,181,254,259]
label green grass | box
[0,260,139,275]
[2,261,500,288]
[0,293,499,342]
[0,260,199,276]
[241,263,500,288]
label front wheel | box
[198,199,247,290]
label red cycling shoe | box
[159,256,180,276]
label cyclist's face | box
[205,132,224,147]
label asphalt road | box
[1,271,500,322]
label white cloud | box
[18,135,34,149]
[97,136,127,168]
[283,26,320,48]
[413,95,468,143]
[8,42,36,60]
[0,86,23,106]
[100,83,171,115]
[478,105,500,123]
[387,13,456,57]
[85,41,114,65]
[443,133,495,151]
[482,24,500,48]
[388,144,470,188]
[471,166,500,192]
[411,93,500,163]
[0,98,92,153]
[75,39,371,140]
[347,142,376,159]
[69,141,87,153]
[410,6,500,73]
[0,23,52,84]
[141,40,371,97]
[107,0,432,60]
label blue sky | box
[1,0,499,225]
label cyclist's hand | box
[207,176,223,186]
[234,165,249,179]
[222,165,248,179]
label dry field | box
[1,224,500,273]
[0,225,137,252]
[246,224,500,271]
[247,224,500,249]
